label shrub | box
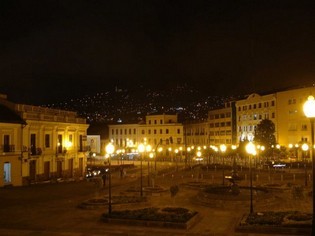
[102,207,197,223]
[246,212,287,225]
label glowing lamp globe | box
[303,96,315,118]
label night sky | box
[0,0,314,105]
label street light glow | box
[303,95,315,118]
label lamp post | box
[302,143,309,187]
[137,143,145,196]
[303,95,315,233]
[145,144,152,186]
[246,142,256,214]
[157,147,163,171]
[105,142,115,215]
[220,144,227,185]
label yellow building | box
[276,86,315,148]
[236,93,277,142]
[108,114,184,157]
[235,86,315,155]
[0,94,89,187]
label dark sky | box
[0,0,314,105]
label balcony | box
[1,144,15,153]
[78,146,89,152]
[30,147,42,156]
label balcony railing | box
[30,147,42,156]
[78,146,89,152]
[1,144,15,152]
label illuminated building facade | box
[0,94,89,187]
[236,93,277,142]
[108,114,184,155]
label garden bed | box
[235,211,312,235]
[101,207,200,229]
[78,195,147,209]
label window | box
[215,123,219,127]
[30,134,37,155]
[160,129,162,134]
[209,115,215,120]
[271,112,275,118]
[166,129,169,134]
[210,123,214,128]
[79,135,83,152]
[148,130,151,134]
[57,134,63,153]
[45,134,50,148]
[258,103,262,108]
[271,101,275,106]
[301,124,307,131]
[220,113,225,118]
[226,122,231,126]
[215,114,219,119]
[253,104,257,109]
[160,120,163,124]
[249,105,252,110]
[3,135,10,152]
[154,129,157,134]
[220,122,225,127]
[149,120,151,124]
[177,129,180,134]
[154,120,157,124]
[141,130,145,135]
[226,112,231,118]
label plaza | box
[0,162,312,236]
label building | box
[108,114,184,159]
[0,94,89,187]
[208,101,236,146]
[276,86,315,149]
[236,93,277,142]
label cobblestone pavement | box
[0,165,312,236]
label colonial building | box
[0,94,89,187]
[208,101,236,146]
[108,114,184,158]
[184,121,208,146]
[275,86,315,148]
[236,93,277,142]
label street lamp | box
[246,142,256,214]
[220,144,227,185]
[137,143,145,196]
[105,142,115,215]
[303,95,315,233]
[145,144,152,186]
[302,143,309,187]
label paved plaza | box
[0,163,312,236]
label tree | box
[254,119,276,153]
